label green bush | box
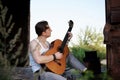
[71,26,106,61]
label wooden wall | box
[104,0,120,80]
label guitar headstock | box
[68,20,74,28]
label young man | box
[29,20,87,80]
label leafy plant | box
[71,26,106,60]
[0,0,26,67]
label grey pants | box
[40,72,67,80]
[36,53,86,80]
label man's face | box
[43,25,52,38]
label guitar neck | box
[59,24,73,53]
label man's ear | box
[42,31,46,35]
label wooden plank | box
[111,0,120,7]
[111,7,120,24]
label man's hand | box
[68,32,73,41]
[54,52,63,59]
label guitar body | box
[45,39,69,74]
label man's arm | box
[30,40,54,64]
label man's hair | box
[35,20,49,36]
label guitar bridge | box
[54,60,61,66]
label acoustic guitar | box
[45,20,74,74]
